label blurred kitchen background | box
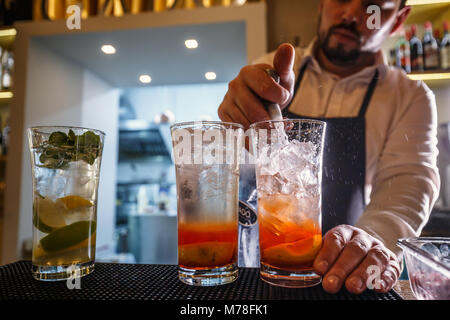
[1,0,450,265]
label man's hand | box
[313,225,401,294]
[218,43,296,129]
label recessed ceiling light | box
[205,72,217,81]
[139,74,152,84]
[101,44,116,55]
[185,39,199,49]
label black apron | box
[283,61,379,234]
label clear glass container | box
[397,237,450,300]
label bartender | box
[219,0,440,294]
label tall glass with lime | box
[28,126,105,281]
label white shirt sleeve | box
[356,82,440,257]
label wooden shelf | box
[405,2,450,26]
[407,71,450,81]
[0,27,16,50]
[0,91,13,104]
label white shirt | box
[254,41,440,256]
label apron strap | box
[283,61,309,118]
[358,69,379,118]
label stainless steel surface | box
[118,120,172,159]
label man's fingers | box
[273,43,296,107]
[218,94,251,129]
[229,78,271,123]
[225,103,251,130]
[375,263,399,294]
[240,65,291,106]
[344,245,391,295]
[313,226,354,276]
[320,234,372,294]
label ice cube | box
[421,243,442,259]
[440,244,449,258]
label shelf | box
[407,72,450,80]
[0,27,16,50]
[407,0,450,5]
[0,91,13,103]
[405,2,450,25]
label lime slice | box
[57,195,93,211]
[40,220,96,252]
[33,197,67,233]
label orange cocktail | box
[251,118,326,288]
[171,121,243,286]
[178,222,238,269]
[259,194,322,271]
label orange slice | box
[263,235,322,267]
[179,242,236,268]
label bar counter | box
[0,261,411,301]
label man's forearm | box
[356,170,439,257]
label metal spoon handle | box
[262,69,283,121]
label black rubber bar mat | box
[0,261,403,301]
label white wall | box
[123,83,227,123]
[1,39,119,263]
[15,39,84,261]
[80,70,120,256]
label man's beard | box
[318,22,362,65]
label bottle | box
[441,21,450,70]
[1,68,11,90]
[238,69,282,268]
[1,49,11,90]
[2,117,9,155]
[423,21,441,70]
[0,46,3,90]
[238,162,260,268]
[0,116,3,157]
[396,31,411,73]
[410,24,424,72]
[434,29,442,47]
[389,49,397,67]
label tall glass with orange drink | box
[250,119,326,288]
[171,121,244,286]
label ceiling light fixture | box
[185,39,199,49]
[101,44,116,55]
[205,72,217,81]
[139,74,152,84]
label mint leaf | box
[40,130,101,169]
[48,132,68,146]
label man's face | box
[318,0,403,65]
